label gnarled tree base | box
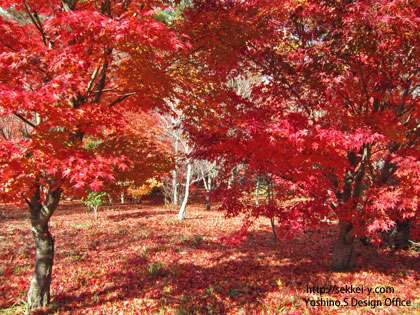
[331,221,356,272]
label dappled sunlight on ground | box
[1,196,419,314]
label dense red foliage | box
[0,0,185,201]
[185,0,420,253]
[1,0,420,312]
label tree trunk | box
[172,169,178,206]
[388,220,411,250]
[255,177,260,206]
[205,195,211,211]
[94,206,98,220]
[173,138,179,206]
[28,224,54,310]
[228,168,236,189]
[270,217,277,242]
[27,183,62,311]
[267,177,276,241]
[178,163,191,220]
[331,221,356,272]
[205,176,212,211]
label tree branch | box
[92,50,112,104]
[86,66,101,94]
[62,0,77,12]
[13,113,36,129]
[108,92,136,107]
[357,60,370,113]
[23,2,48,47]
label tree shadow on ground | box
[0,204,28,221]
[40,226,420,314]
[4,199,418,314]
[107,209,174,222]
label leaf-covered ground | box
[1,195,419,314]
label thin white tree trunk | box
[206,176,212,210]
[202,171,213,210]
[172,139,178,206]
[172,169,178,206]
[255,177,260,206]
[202,171,209,191]
[94,206,98,220]
[178,163,192,221]
[35,112,41,125]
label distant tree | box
[159,103,216,218]
[81,191,106,220]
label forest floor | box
[1,194,419,315]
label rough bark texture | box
[27,184,62,311]
[27,225,54,310]
[331,221,356,272]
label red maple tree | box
[0,0,186,310]
[184,0,420,271]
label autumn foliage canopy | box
[0,0,184,202]
[0,0,420,311]
[182,0,420,269]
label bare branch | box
[86,66,100,94]
[23,2,48,47]
[92,50,112,103]
[62,0,77,12]
[22,193,33,209]
[14,113,36,129]
[108,92,136,107]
